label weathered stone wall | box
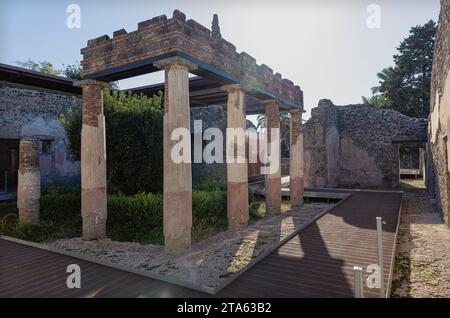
[190,105,227,184]
[304,99,427,188]
[428,0,450,225]
[189,104,261,184]
[0,81,82,187]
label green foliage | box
[0,200,17,218]
[0,184,261,245]
[249,201,265,220]
[16,59,61,75]
[193,180,227,192]
[16,59,83,81]
[106,192,163,243]
[370,20,436,118]
[361,93,390,107]
[61,90,164,194]
[62,62,82,80]
[256,112,291,158]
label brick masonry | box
[80,10,302,108]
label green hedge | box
[0,184,262,245]
[61,90,164,195]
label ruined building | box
[428,0,450,226]
[0,64,82,196]
[304,99,427,188]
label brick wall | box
[80,10,302,108]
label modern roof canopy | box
[130,76,282,115]
[0,63,82,95]
[80,9,303,114]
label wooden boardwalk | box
[0,190,402,298]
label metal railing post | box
[376,216,385,298]
[353,266,364,298]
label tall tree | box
[368,20,436,118]
[17,59,83,80]
[17,59,61,76]
[61,63,82,80]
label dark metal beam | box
[84,51,302,111]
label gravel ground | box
[391,179,450,297]
[47,202,332,290]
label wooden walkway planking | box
[0,238,206,298]
[217,190,402,297]
[0,190,402,298]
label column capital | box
[262,99,280,107]
[221,83,247,93]
[74,79,111,89]
[289,108,304,115]
[154,56,197,71]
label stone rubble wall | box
[190,105,227,185]
[190,104,263,184]
[0,81,82,187]
[428,0,450,225]
[304,99,427,188]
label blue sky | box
[0,0,440,119]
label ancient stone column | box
[17,137,41,224]
[290,109,304,207]
[75,79,111,240]
[223,84,249,230]
[264,100,281,215]
[154,57,197,256]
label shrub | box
[14,222,54,242]
[40,186,81,223]
[107,192,163,242]
[0,184,261,245]
[0,213,18,234]
[249,201,265,220]
[61,90,164,195]
[193,180,226,192]
[0,200,17,218]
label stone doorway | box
[0,138,20,193]
[398,144,426,186]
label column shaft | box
[265,100,281,215]
[17,137,40,223]
[76,79,110,240]
[290,110,304,207]
[224,84,249,231]
[155,57,196,256]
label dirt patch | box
[391,179,450,297]
[47,202,332,290]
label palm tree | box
[256,112,291,157]
[361,67,396,107]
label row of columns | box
[75,56,305,256]
[264,102,304,215]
